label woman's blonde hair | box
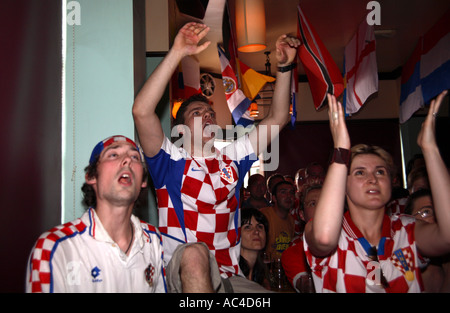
[350,144,396,180]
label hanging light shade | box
[172,99,184,119]
[249,102,259,117]
[235,0,266,53]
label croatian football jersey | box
[26,208,166,293]
[281,236,310,291]
[145,135,256,278]
[304,211,423,293]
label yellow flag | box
[238,60,275,100]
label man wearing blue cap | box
[26,135,166,293]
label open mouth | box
[118,173,132,185]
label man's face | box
[182,101,218,146]
[274,183,296,211]
[87,141,146,207]
[248,176,267,200]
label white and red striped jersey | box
[26,208,166,293]
[304,211,424,293]
[145,136,256,278]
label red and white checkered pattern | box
[391,247,415,275]
[281,236,310,291]
[386,197,408,215]
[304,212,423,293]
[27,219,86,293]
[147,136,256,278]
[26,209,166,293]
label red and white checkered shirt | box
[386,196,408,215]
[304,211,424,293]
[281,236,310,291]
[26,208,166,293]
[145,136,256,278]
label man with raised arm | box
[133,22,300,292]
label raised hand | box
[417,90,447,151]
[275,34,301,66]
[327,94,350,150]
[173,22,211,57]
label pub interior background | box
[1,0,449,292]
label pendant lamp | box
[250,102,259,117]
[235,0,266,53]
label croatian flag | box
[343,20,378,115]
[218,45,253,126]
[400,9,450,123]
[297,5,344,110]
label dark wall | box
[0,0,62,292]
[266,119,404,179]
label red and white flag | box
[343,19,378,115]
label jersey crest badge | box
[220,166,235,184]
[145,263,155,287]
[391,247,415,281]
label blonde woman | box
[304,91,450,293]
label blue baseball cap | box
[89,135,142,165]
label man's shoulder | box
[259,206,274,216]
[145,136,189,162]
[139,220,160,234]
[30,217,88,258]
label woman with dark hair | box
[239,208,270,289]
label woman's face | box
[346,154,392,211]
[241,216,266,251]
[302,188,321,222]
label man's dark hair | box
[405,188,432,215]
[271,180,295,199]
[173,94,211,126]
[266,173,285,193]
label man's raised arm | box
[132,22,210,157]
[249,34,300,156]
